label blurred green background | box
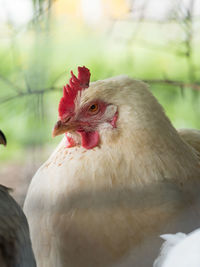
[0,0,200,164]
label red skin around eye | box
[64,101,117,149]
[80,101,107,119]
[71,101,106,149]
[64,101,107,149]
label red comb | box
[58,66,91,118]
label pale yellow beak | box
[52,120,78,137]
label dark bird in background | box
[0,130,6,146]
[0,130,36,267]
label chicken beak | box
[52,120,78,137]
[0,130,7,146]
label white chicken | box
[24,67,200,267]
[0,130,36,267]
[154,229,200,267]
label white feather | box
[154,229,200,267]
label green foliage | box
[0,18,199,161]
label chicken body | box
[178,128,200,154]
[0,130,36,266]
[24,75,200,267]
[0,185,36,267]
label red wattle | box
[77,130,99,149]
[65,133,76,148]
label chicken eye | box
[88,104,99,113]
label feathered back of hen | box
[178,129,200,156]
